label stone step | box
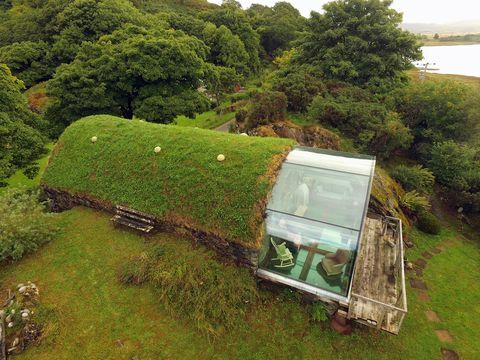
[111,215,154,233]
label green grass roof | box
[42,115,294,247]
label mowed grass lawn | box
[174,109,235,129]
[0,144,53,193]
[1,207,479,359]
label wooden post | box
[0,310,6,360]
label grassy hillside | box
[42,115,294,246]
[1,207,478,359]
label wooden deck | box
[348,216,407,334]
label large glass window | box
[259,147,375,297]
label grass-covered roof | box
[42,115,294,247]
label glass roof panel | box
[286,147,375,176]
[268,162,371,231]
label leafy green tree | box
[308,84,412,157]
[428,141,478,191]
[0,41,52,87]
[0,0,12,10]
[204,64,240,106]
[46,25,211,134]
[297,0,421,90]
[247,2,306,57]
[202,3,261,72]
[0,0,70,45]
[0,64,46,183]
[395,80,480,148]
[272,64,326,112]
[50,0,146,64]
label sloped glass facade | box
[258,147,375,298]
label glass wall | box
[258,147,375,297]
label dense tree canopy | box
[46,25,211,134]
[202,2,261,72]
[297,0,422,90]
[247,2,306,57]
[308,84,412,157]
[0,64,46,184]
[395,80,480,148]
[0,41,52,87]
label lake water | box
[418,44,480,78]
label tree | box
[204,64,240,106]
[50,0,146,64]
[272,64,326,112]
[202,4,261,73]
[0,41,52,87]
[202,23,249,73]
[395,80,480,147]
[308,84,412,157]
[433,33,439,40]
[428,141,478,191]
[45,25,211,134]
[0,0,12,10]
[247,2,306,57]
[297,0,422,90]
[0,64,46,184]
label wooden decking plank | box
[349,217,404,333]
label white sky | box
[208,0,480,23]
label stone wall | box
[42,186,259,269]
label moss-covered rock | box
[371,167,411,227]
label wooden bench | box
[110,205,156,234]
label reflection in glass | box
[259,147,375,298]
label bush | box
[401,190,431,215]
[245,91,287,129]
[119,241,259,337]
[0,188,58,262]
[428,140,478,191]
[417,211,441,235]
[272,64,326,112]
[391,165,435,194]
[308,302,328,322]
[308,85,412,158]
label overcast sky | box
[208,0,480,24]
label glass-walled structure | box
[258,147,376,301]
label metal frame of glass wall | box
[257,147,376,301]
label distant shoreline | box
[422,41,480,46]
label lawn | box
[407,69,480,88]
[1,206,478,359]
[174,109,235,129]
[0,143,53,193]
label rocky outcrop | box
[248,121,341,150]
[42,186,260,269]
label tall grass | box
[119,239,259,338]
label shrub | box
[417,211,441,235]
[308,302,328,322]
[245,91,287,129]
[0,188,58,262]
[401,190,431,215]
[308,85,412,158]
[428,140,478,190]
[119,241,259,337]
[391,165,435,194]
[272,64,326,112]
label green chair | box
[271,238,294,268]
